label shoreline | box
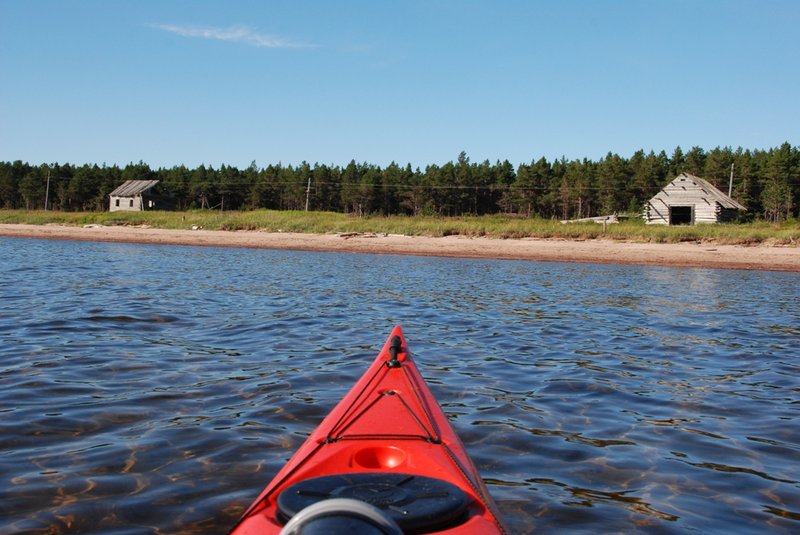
[1,223,799,272]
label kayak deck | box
[230,326,506,534]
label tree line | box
[1,143,797,222]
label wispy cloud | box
[152,23,311,49]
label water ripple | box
[1,238,798,534]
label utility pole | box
[304,174,311,211]
[44,169,51,210]
[728,162,734,197]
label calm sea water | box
[1,237,798,534]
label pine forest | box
[1,143,798,223]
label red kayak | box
[230,326,507,534]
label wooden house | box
[643,173,746,225]
[109,180,162,212]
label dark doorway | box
[669,206,694,225]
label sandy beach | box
[1,223,798,272]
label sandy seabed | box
[1,223,799,272]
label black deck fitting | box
[387,335,403,368]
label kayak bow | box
[230,326,506,534]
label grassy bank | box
[1,209,798,245]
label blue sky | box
[1,0,798,169]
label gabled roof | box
[109,180,160,197]
[670,173,746,210]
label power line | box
[20,174,799,192]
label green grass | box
[1,209,798,245]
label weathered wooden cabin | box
[109,180,162,212]
[643,173,746,225]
